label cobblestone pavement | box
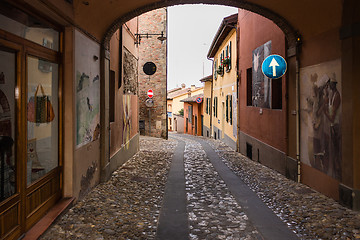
[180,136,260,239]
[41,134,360,240]
[202,136,360,240]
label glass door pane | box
[27,56,58,185]
[0,49,16,201]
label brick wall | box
[138,8,167,139]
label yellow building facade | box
[207,14,238,150]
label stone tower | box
[137,8,167,139]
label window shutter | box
[230,95,233,125]
[226,95,229,122]
[213,98,216,117]
[208,98,210,115]
[214,60,217,80]
[215,97,217,118]
[229,42,232,70]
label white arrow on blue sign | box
[261,54,287,79]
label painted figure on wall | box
[300,60,342,180]
[123,95,131,149]
[76,71,100,147]
[252,41,271,108]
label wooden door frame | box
[0,29,63,239]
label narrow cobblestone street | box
[41,134,360,240]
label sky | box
[167,4,238,90]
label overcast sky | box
[167,4,238,90]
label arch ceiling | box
[72,0,342,45]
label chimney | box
[181,83,186,88]
[191,85,196,91]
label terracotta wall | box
[238,10,286,152]
[109,19,139,158]
[184,102,202,136]
[298,26,342,199]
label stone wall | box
[138,8,167,139]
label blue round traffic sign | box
[261,54,287,79]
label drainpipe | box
[295,52,301,183]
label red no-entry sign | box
[147,89,153,98]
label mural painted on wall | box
[76,71,100,147]
[123,48,138,95]
[123,95,131,149]
[75,30,101,148]
[300,59,341,180]
[252,41,271,108]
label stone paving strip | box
[172,135,262,240]
[41,136,177,240]
[202,136,360,240]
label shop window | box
[27,57,58,184]
[0,50,16,200]
[246,68,252,106]
[0,2,59,51]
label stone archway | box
[98,0,301,184]
[101,0,299,50]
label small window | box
[272,78,282,109]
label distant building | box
[200,75,213,138]
[167,84,203,132]
[181,93,204,136]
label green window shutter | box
[208,98,210,115]
[215,97,218,118]
[229,41,232,70]
[205,98,208,114]
[213,98,216,117]
[214,60,217,80]
[208,98,211,115]
[226,95,229,122]
[230,95,233,125]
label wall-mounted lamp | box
[135,31,166,45]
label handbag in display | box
[27,84,55,123]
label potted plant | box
[222,57,231,66]
[216,65,224,76]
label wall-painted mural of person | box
[300,60,342,181]
[324,74,341,180]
